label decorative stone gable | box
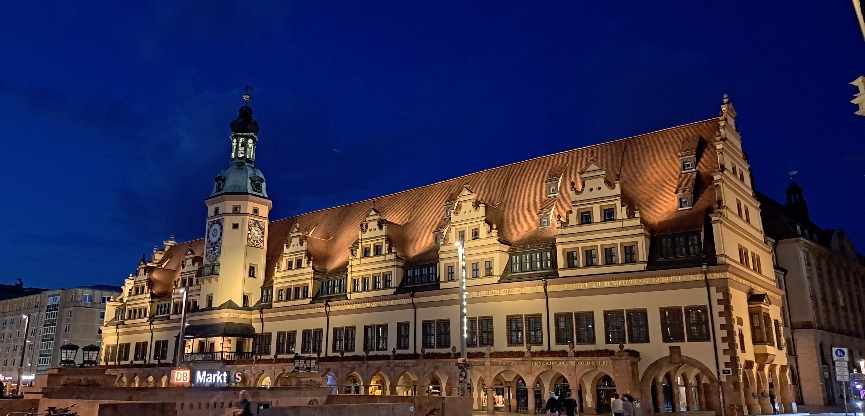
[558,163,650,276]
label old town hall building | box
[101,95,791,415]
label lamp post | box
[455,241,469,397]
[175,288,188,366]
[324,300,331,358]
[16,314,30,395]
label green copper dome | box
[209,163,268,199]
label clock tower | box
[201,92,272,309]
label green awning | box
[183,323,256,338]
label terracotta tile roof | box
[148,117,722,296]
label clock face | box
[247,220,265,248]
[205,219,223,264]
[208,221,223,243]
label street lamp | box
[16,314,30,395]
[454,241,469,396]
[174,288,189,366]
[81,344,100,367]
[59,344,80,367]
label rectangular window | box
[133,341,148,362]
[603,208,615,221]
[660,307,685,342]
[313,329,323,354]
[447,266,455,281]
[82,294,93,303]
[567,251,578,268]
[626,309,649,343]
[277,289,284,301]
[585,249,598,266]
[472,228,480,240]
[296,259,303,269]
[526,314,543,346]
[458,230,466,242]
[507,315,524,346]
[397,322,410,350]
[302,286,309,298]
[276,331,287,354]
[376,324,388,351]
[555,313,574,345]
[352,279,359,292]
[484,261,493,276]
[384,273,393,288]
[580,211,592,224]
[624,245,637,263]
[363,247,371,257]
[248,264,257,278]
[374,244,383,255]
[373,275,381,289]
[471,262,480,278]
[763,313,775,347]
[301,330,312,353]
[685,306,710,342]
[436,320,450,349]
[119,343,130,362]
[575,312,595,344]
[332,327,344,352]
[750,313,765,344]
[774,320,785,350]
[243,295,250,307]
[253,332,272,355]
[422,320,436,349]
[363,325,375,352]
[603,310,625,344]
[153,340,169,361]
[479,316,494,347]
[467,318,478,348]
[604,247,617,265]
[362,277,370,291]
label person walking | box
[611,393,624,416]
[233,390,252,416]
[563,391,579,416]
[622,394,635,416]
[546,392,561,416]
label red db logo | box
[171,369,191,386]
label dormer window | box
[603,208,615,222]
[678,195,693,210]
[547,183,558,196]
[579,211,592,224]
[214,207,220,215]
[374,244,383,255]
[681,158,695,172]
[471,228,480,239]
[363,246,371,257]
[539,215,551,228]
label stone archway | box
[594,373,617,414]
[344,373,363,394]
[160,375,169,387]
[639,354,719,414]
[368,372,389,396]
[396,371,418,396]
[742,368,760,415]
[146,375,155,387]
[132,375,140,387]
[255,372,272,387]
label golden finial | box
[243,85,255,104]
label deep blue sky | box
[1,2,864,288]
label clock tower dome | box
[201,91,272,309]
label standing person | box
[546,392,561,416]
[769,392,777,414]
[633,399,642,416]
[622,394,635,416]
[563,391,579,416]
[611,393,624,416]
[233,390,252,416]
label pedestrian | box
[611,393,624,416]
[633,400,642,416]
[563,391,579,416]
[233,390,252,416]
[769,393,777,414]
[622,394,635,416]
[546,392,561,416]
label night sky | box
[2,2,864,289]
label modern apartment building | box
[0,285,119,394]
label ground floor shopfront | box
[104,347,794,416]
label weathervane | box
[788,170,798,181]
[243,85,255,104]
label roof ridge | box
[270,117,719,224]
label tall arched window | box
[231,138,237,158]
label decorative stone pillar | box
[528,388,536,415]
[487,387,496,415]
[683,378,693,411]
[654,379,665,413]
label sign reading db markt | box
[171,369,235,387]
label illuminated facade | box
[759,185,865,406]
[101,95,791,415]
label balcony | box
[196,263,220,278]
[182,351,260,362]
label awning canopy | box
[183,322,256,338]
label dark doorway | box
[596,375,616,414]
[516,378,528,413]
[662,374,674,412]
